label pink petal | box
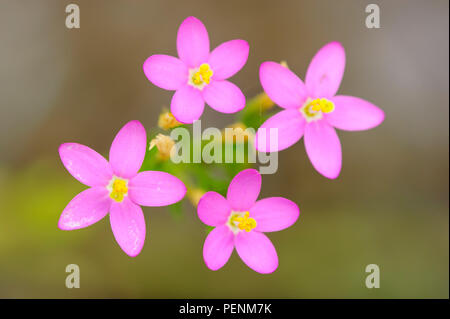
[170,85,205,124]
[235,231,278,274]
[58,187,111,230]
[109,120,147,179]
[128,171,186,207]
[304,120,342,179]
[259,61,308,109]
[59,143,113,187]
[197,191,231,227]
[305,41,346,98]
[208,39,249,80]
[110,197,146,257]
[203,225,234,271]
[250,197,300,232]
[227,169,261,211]
[143,54,188,91]
[326,95,385,131]
[202,80,245,114]
[254,109,305,152]
[177,16,209,68]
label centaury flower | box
[58,120,186,257]
[143,16,249,124]
[255,42,385,179]
[197,169,300,274]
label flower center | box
[188,63,213,90]
[227,211,257,233]
[300,98,335,122]
[108,178,128,202]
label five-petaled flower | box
[58,120,186,257]
[143,16,249,124]
[197,169,300,274]
[255,42,385,179]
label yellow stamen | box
[308,98,335,113]
[191,63,213,85]
[110,179,128,202]
[230,212,257,232]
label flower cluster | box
[58,16,384,274]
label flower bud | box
[149,134,176,160]
[158,111,182,130]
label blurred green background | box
[0,0,448,298]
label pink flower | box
[143,16,249,124]
[197,169,300,274]
[58,120,186,257]
[255,42,385,179]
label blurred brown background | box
[0,0,448,298]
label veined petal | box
[305,41,346,98]
[128,171,186,207]
[202,80,245,114]
[326,95,385,131]
[197,192,231,227]
[109,120,147,179]
[170,85,205,124]
[110,197,146,257]
[259,61,308,109]
[250,197,300,232]
[58,187,111,230]
[304,120,342,179]
[59,143,113,187]
[143,54,188,90]
[227,169,261,211]
[235,231,278,274]
[208,39,249,80]
[203,225,234,271]
[177,16,209,68]
[255,109,305,152]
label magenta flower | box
[255,42,385,179]
[197,169,299,274]
[143,16,249,124]
[58,120,186,257]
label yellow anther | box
[231,212,257,232]
[199,64,210,72]
[192,73,202,85]
[110,179,128,202]
[191,63,213,86]
[307,98,335,114]
[322,100,335,113]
